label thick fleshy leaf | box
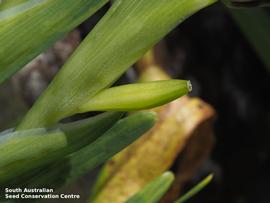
[0,0,33,10]
[125,172,174,203]
[78,80,191,112]
[0,112,122,186]
[68,112,156,182]
[17,0,216,130]
[11,112,157,189]
[0,0,108,83]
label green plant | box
[125,172,213,203]
[0,0,108,83]
[0,0,216,202]
[125,172,175,203]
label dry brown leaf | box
[160,103,215,203]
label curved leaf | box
[125,172,174,203]
[18,0,216,129]
[174,174,213,203]
[0,0,108,83]
[0,112,122,186]
[12,112,157,189]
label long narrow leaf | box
[125,172,174,203]
[18,0,216,130]
[0,0,108,83]
[0,112,122,186]
[14,112,157,189]
[174,174,213,203]
[67,112,157,182]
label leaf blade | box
[11,112,157,189]
[67,112,157,182]
[0,112,122,186]
[174,174,213,203]
[0,0,108,83]
[125,172,174,203]
[18,0,216,129]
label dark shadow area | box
[164,3,270,203]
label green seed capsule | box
[78,80,192,112]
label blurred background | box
[0,1,270,203]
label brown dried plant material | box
[92,51,215,203]
[160,104,215,203]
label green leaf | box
[230,8,270,71]
[174,174,213,203]
[17,0,216,130]
[0,112,122,186]
[79,80,191,112]
[67,112,157,182]
[0,0,32,10]
[0,0,108,83]
[125,172,174,203]
[11,112,157,189]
